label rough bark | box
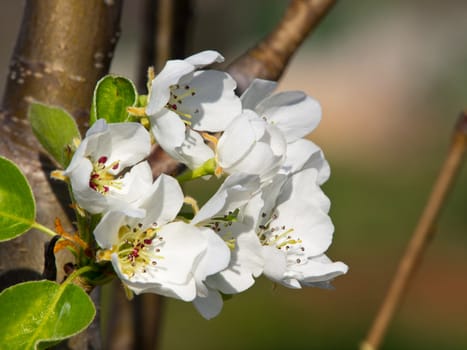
[0,1,123,348]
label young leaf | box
[28,102,80,168]
[89,75,137,125]
[0,280,95,350]
[0,157,36,242]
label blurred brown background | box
[1,1,466,349]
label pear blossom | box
[190,173,263,318]
[208,79,322,181]
[246,166,348,289]
[146,50,241,169]
[281,138,330,185]
[215,110,287,181]
[64,119,152,216]
[94,174,230,301]
[241,79,322,143]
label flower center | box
[166,84,198,125]
[258,211,305,263]
[116,222,164,278]
[205,210,240,250]
[89,156,122,194]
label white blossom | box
[191,173,263,318]
[94,174,230,301]
[146,50,241,169]
[64,119,152,216]
[247,167,348,289]
[216,110,287,181]
[241,79,322,143]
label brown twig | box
[361,112,467,350]
[227,0,336,94]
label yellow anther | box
[201,132,219,147]
[51,170,68,182]
[96,249,113,262]
[127,106,147,117]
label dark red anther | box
[89,181,97,190]
[143,239,153,245]
[90,173,100,179]
[112,162,119,170]
[103,186,109,193]
[98,156,108,164]
[132,248,139,257]
[171,104,177,110]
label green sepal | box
[137,94,148,107]
[176,158,217,183]
[0,157,36,242]
[0,280,95,350]
[90,75,137,125]
[28,102,80,168]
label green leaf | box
[0,157,36,242]
[0,280,95,350]
[90,75,137,125]
[28,102,80,167]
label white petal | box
[207,227,263,294]
[193,289,223,320]
[184,50,224,67]
[66,157,107,214]
[274,201,333,257]
[175,128,215,169]
[278,167,331,213]
[111,254,198,301]
[86,118,107,136]
[182,70,241,132]
[295,254,348,285]
[151,109,187,152]
[192,173,260,225]
[262,245,287,283]
[256,92,322,142]
[194,228,231,290]
[240,78,277,110]
[106,123,151,171]
[94,211,127,248]
[281,138,330,184]
[137,174,184,228]
[217,111,256,168]
[146,59,194,115]
[224,141,283,180]
[110,161,153,206]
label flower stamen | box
[114,223,163,278]
[89,156,122,194]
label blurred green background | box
[1,1,466,349]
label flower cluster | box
[64,50,347,319]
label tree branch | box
[227,0,336,94]
[361,112,467,350]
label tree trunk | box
[0,1,123,348]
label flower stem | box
[361,112,467,350]
[31,222,58,238]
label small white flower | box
[146,50,241,169]
[216,109,287,181]
[247,167,348,289]
[94,174,230,302]
[191,173,263,319]
[241,79,322,143]
[64,119,152,215]
[281,138,330,185]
